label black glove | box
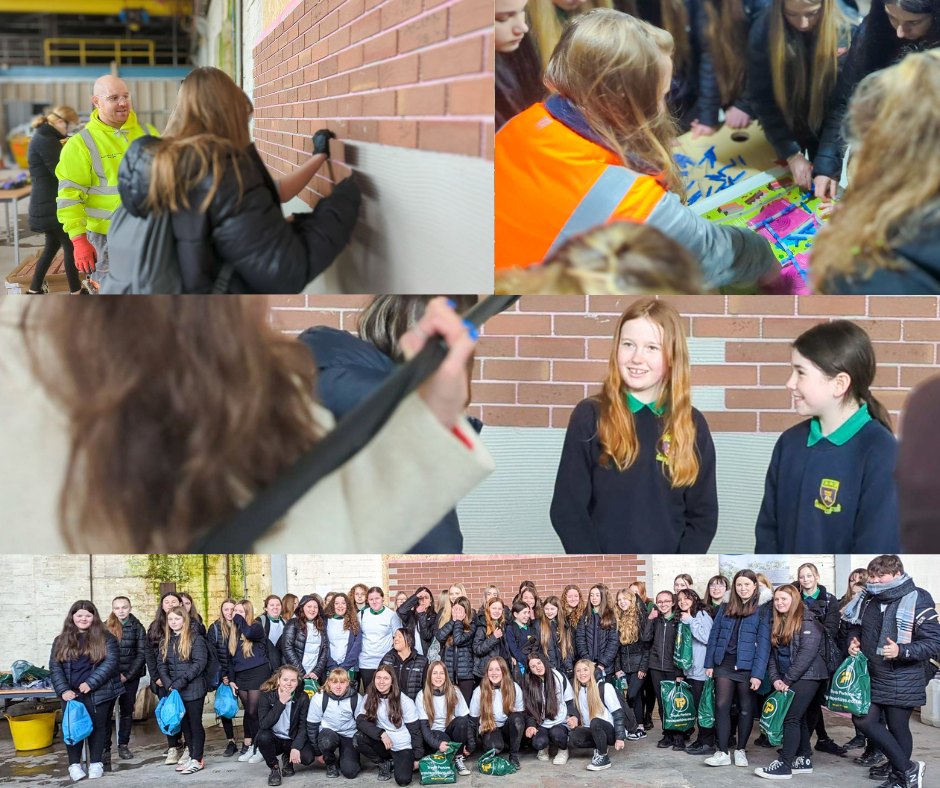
[313,129,336,156]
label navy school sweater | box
[550,397,719,553]
[754,405,900,553]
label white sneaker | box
[536,748,549,762]
[734,749,749,767]
[238,745,254,762]
[176,758,192,772]
[69,764,87,782]
[705,751,732,767]
[553,749,569,765]
[248,746,265,764]
[87,763,104,779]
[182,760,205,774]
[165,747,182,765]
[178,748,190,764]
[454,755,471,776]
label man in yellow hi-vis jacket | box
[56,75,159,281]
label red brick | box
[338,45,363,72]
[319,55,340,77]
[271,309,341,331]
[902,320,940,340]
[872,342,935,364]
[552,408,575,428]
[518,337,586,359]
[418,120,480,155]
[482,359,551,381]
[853,320,903,341]
[397,83,446,115]
[326,74,350,96]
[553,360,607,382]
[874,365,900,388]
[381,0,422,29]
[701,412,757,432]
[518,383,586,405]
[420,37,484,80]
[759,365,791,385]
[900,367,940,387]
[447,75,494,114]
[691,365,758,385]
[761,317,827,338]
[337,94,363,116]
[759,412,805,432]
[727,296,796,315]
[328,26,351,54]
[691,317,760,338]
[519,296,586,312]
[319,10,340,35]
[483,313,551,335]
[481,406,550,427]
[378,53,418,86]
[378,120,417,147]
[554,314,618,337]
[363,90,397,115]
[470,382,517,404]
[313,175,334,196]
[449,0,491,35]
[398,9,448,53]
[725,388,793,410]
[797,296,867,316]
[476,336,516,357]
[725,342,793,363]
[349,64,379,91]
[869,297,938,317]
[350,9,381,42]
[338,0,365,26]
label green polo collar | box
[627,391,665,416]
[803,588,820,600]
[807,403,871,447]
[368,606,386,615]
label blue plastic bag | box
[62,699,93,745]
[213,684,238,719]
[156,689,186,735]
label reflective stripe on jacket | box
[55,108,159,238]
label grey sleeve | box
[645,191,777,288]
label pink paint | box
[752,199,811,242]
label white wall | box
[285,554,384,597]
[851,555,940,602]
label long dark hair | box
[677,588,708,617]
[522,653,560,725]
[588,584,616,630]
[179,592,203,626]
[855,0,940,77]
[496,36,545,131]
[325,593,359,635]
[148,592,184,646]
[724,570,762,618]
[54,600,109,663]
[363,665,404,728]
[297,595,326,635]
[793,320,892,432]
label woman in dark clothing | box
[576,585,619,679]
[26,107,82,294]
[755,585,830,779]
[105,66,361,294]
[641,590,685,748]
[506,600,541,680]
[434,597,477,702]
[299,294,480,553]
[541,596,575,680]
[229,599,273,763]
[207,598,240,757]
[49,600,124,782]
[613,589,649,738]
[474,598,510,678]
[381,628,430,701]
[104,596,147,761]
[396,587,437,657]
[282,594,329,683]
[146,592,190,765]
[157,605,209,774]
[495,0,545,132]
[255,665,316,786]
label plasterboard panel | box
[691,385,725,411]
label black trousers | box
[29,226,81,293]
[780,680,821,764]
[357,733,414,786]
[687,678,716,746]
[105,678,139,750]
[221,715,235,740]
[179,697,207,761]
[532,723,569,751]
[65,694,113,766]
[480,712,524,756]
[255,729,316,769]
[359,668,377,693]
[853,703,915,774]
[804,681,830,742]
[569,718,616,755]
[651,669,686,741]
[621,672,646,728]
[429,716,471,749]
[320,729,360,778]
[456,679,474,705]
[641,674,656,721]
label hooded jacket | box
[28,121,68,234]
[115,613,148,682]
[50,632,124,707]
[434,619,477,681]
[157,631,210,702]
[768,606,829,685]
[704,586,774,680]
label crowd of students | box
[494,0,940,294]
[47,556,938,786]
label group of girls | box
[548,296,902,555]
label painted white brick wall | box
[285,555,384,596]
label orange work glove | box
[72,234,97,273]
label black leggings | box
[621,672,646,729]
[179,697,207,761]
[532,723,569,751]
[569,718,616,755]
[221,715,235,740]
[357,733,414,786]
[359,669,377,693]
[29,226,81,293]
[319,729,361,778]
[805,681,829,742]
[237,688,261,742]
[456,679,474,705]
[106,679,139,750]
[779,680,821,764]
[480,712,524,756]
[65,694,112,766]
[428,716,471,751]
[687,678,716,746]
[853,703,914,774]
[715,677,756,753]
[642,674,656,721]
[255,729,316,769]
[651,669,685,741]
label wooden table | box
[0,184,32,267]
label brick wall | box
[250,0,494,200]
[268,295,940,432]
[387,554,648,603]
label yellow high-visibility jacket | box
[55,108,159,239]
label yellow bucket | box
[9,136,30,169]
[4,712,57,751]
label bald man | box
[55,75,160,282]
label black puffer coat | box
[768,607,829,685]
[157,631,209,702]
[112,137,361,294]
[380,648,428,700]
[842,584,940,707]
[27,121,67,233]
[206,619,231,684]
[641,613,679,674]
[545,619,574,676]
[800,585,840,639]
[397,594,437,654]
[615,639,649,675]
[576,611,619,673]
[282,617,329,678]
[434,620,476,681]
[50,633,124,707]
[116,614,148,682]
[146,618,204,696]
[472,621,509,678]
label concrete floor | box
[0,167,45,293]
[2,709,939,787]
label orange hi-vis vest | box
[496,102,668,271]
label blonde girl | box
[468,657,525,768]
[307,668,364,779]
[528,0,615,64]
[613,589,648,735]
[207,598,239,756]
[416,661,474,775]
[569,659,626,770]
[550,297,719,553]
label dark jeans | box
[106,678,139,750]
[569,718,616,754]
[853,703,915,774]
[805,680,830,742]
[621,672,645,728]
[480,712,524,756]
[320,729,360,778]
[532,723,569,751]
[255,729,316,769]
[428,716,471,751]
[688,678,716,746]
[642,674,656,721]
[65,694,112,766]
[651,669,686,742]
[179,697,207,761]
[715,676,756,753]
[780,680,821,763]
[357,733,414,786]
[29,226,81,293]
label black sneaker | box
[644,716,654,730]
[509,755,521,770]
[815,738,847,757]
[377,760,392,781]
[587,750,612,771]
[672,741,689,751]
[657,736,673,749]
[281,754,295,776]
[102,749,112,766]
[791,756,813,774]
[755,734,774,749]
[902,761,925,788]
[626,729,647,740]
[118,745,133,760]
[844,734,867,751]
[871,762,893,780]
[856,748,887,766]
[239,743,251,758]
[223,741,239,757]
[268,766,283,787]
[875,772,902,788]
[755,760,793,780]
[326,764,340,778]
[686,743,717,756]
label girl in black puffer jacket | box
[614,589,650,738]
[641,590,685,748]
[755,585,829,780]
[104,597,147,760]
[49,600,124,781]
[157,605,210,774]
[576,585,619,679]
[541,596,575,680]
[473,598,510,678]
[434,597,476,702]
[282,594,330,683]
[207,599,239,757]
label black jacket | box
[800,585,840,640]
[396,595,437,655]
[545,619,574,676]
[768,607,829,685]
[258,688,311,751]
[380,649,428,700]
[116,614,148,682]
[206,620,231,683]
[282,618,329,678]
[157,631,209,702]
[50,633,124,707]
[641,613,679,674]
[576,611,619,672]
[27,121,67,233]
[472,622,509,678]
[114,137,360,294]
[227,615,270,680]
[434,620,476,681]
[146,618,204,696]
[615,638,649,675]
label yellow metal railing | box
[44,38,155,66]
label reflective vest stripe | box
[58,178,88,194]
[545,165,638,259]
[57,198,83,209]
[85,207,114,219]
[79,128,108,187]
[89,184,120,195]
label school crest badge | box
[814,478,842,514]
[656,433,672,465]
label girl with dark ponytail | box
[755,320,900,554]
